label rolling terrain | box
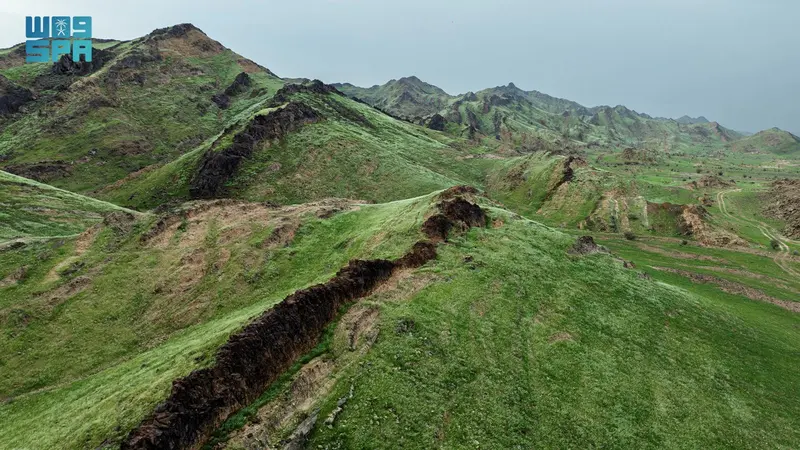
[0,23,799,450]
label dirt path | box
[717,189,800,278]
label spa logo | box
[25,16,93,63]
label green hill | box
[728,128,800,155]
[0,24,284,194]
[96,81,489,210]
[334,76,451,120]
[1,188,797,449]
[0,170,135,242]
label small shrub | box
[680,240,688,246]
[624,232,637,241]
[770,239,781,250]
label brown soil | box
[569,236,606,255]
[652,267,800,312]
[762,179,800,239]
[122,197,486,450]
[232,357,336,450]
[42,276,92,309]
[635,243,728,263]
[45,225,100,282]
[685,175,735,191]
[0,266,27,288]
[679,205,746,247]
[694,265,800,296]
[423,197,487,242]
[548,331,575,343]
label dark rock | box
[190,102,320,198]
[427,113,446,131]
[50,48,111,76]
[223,72,252,96]
[4,161,72,182]
[211,93,230,109]
[147,23,202,40]
[569,236,607,255]
[268,80,342,106]
[109,46,162,72]
[423,196,486,241]
[121,236,445,450]
[0,75,34,115]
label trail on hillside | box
[717,189,800,278]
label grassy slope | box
[0,170,132,241]
[729,128,800,155]
[0,193,435,449]
[289,208,799,449]
[99,88,492,210]
[0,190,798,449]
[335,76,451,119]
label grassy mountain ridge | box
[0,170,135,242]
[95,80,490,210]
[0,24,283,194]
[336,77,800,156]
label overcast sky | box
[2,0,798,134]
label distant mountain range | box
[334,77,780,152]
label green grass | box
[0,191,439,449]
[304,211,800,449]
[0,170,133,241]
[0,35,285,195]
[100,89,494,210]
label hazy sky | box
[2,0,798,134]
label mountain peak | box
[677,115,710,125]
[146,23,205,39]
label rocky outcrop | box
[122,196,486,450]
[427,113,446,131]
[189,102,320,198]
[686,175,735,190]
[422,196,487,241]
[211,72,253,109]
[223,72,251,96]
[763,179,800,239]
[3,161,72,182]
[268,80,343,106]
[0,75,34,115]
[50,49,111,76]
[569,236,606,255]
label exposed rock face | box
[686,175,735,190]
[107,45,162,73]
[189,102,320,198]
[223,72,251,96]
[212,72,253,108]
[122,197,486,450]
[147,23,202,40]
[423,195,487,241]
[677,204,746,247]
[50,49,111,76]
[763,179,800,239]
[569,236,606,255]
[210,93,230,109]
[0,75,34,115]
[3,161,72,182]
[268,80,342,105]
[427,113,446,131]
